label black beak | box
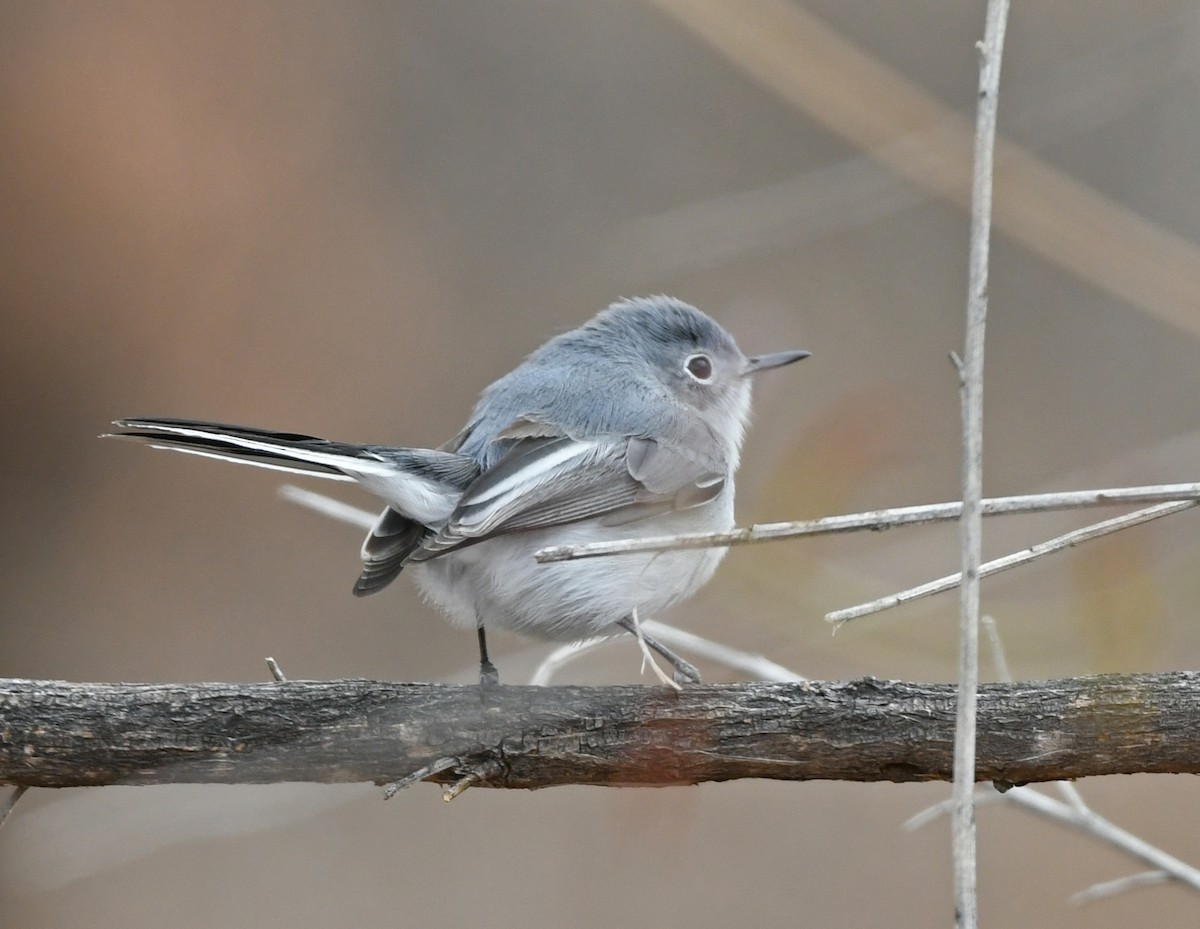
[743,349,810,375]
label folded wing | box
[410,433,727,560]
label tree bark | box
[1,673,1196,791]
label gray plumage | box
[108,296,808,680]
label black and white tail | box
[106,417,480,594]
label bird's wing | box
[354,418,569,595]
[410,432,726,560]
[354,506,433,596]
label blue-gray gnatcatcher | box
[109,296,808,684]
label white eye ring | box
[684,353,714,383]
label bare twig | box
[278,485,806,686]
[626,609,682,689]
[442,757,506,802]
[904,790,1006,832]
[827,500,1197,623]
[610,9,1200,282]
[383,756,458,799]
[533,483,1200,562]
[980,616,1011,683]
[278,484,375,529]
[907,787,1200,900]
[280,478,1200,568]
[530,640,606,686]
[1053,779,1091,818]
[1003,787,1200,895]
[265,657,288,682]
[642,0,1200,338]
[1069,871,1172,905]
[639,621,807,683]
[915,619,1200,903]
[954,5,1010,925]
[528,620,806,686]
[0,785,27,830]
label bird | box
[107,296,808,685]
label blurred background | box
[2,1,1199,926]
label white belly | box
[408,489,734,640]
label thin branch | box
[915,617,1200,903]
[280,479,1200,566]
[4,674,1200,790]
[0,785,27,830]
[528,620,806,686]
[533,483,1200,562]
[980,616,1012,683]
[642,0,1200,339]
[955,5,1010,925]
[907,788,1200,900]
[827,500,1197,623]
[383,756,458,799]
[442,758,506,802]
[1053,779,1092,818]
[639,620,808,683]
[1003,787,1200,894]
[1069,871,1172,905]
[278,484,375,529]
[904,790,1006,831]
[625,608,682,689]
[530,640,606,686]
[265,657,288,682]
[278,486,807,687]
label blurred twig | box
[1070,871,1175,905]
[529,618,807,686]
[612,10,1200,279]
[0,786,27,830]
[644,0,1200,335]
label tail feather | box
[107,416,479,529]
[107,418,397,480]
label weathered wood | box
[1,674,1196,791]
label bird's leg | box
[476,622,500,687]
[616,613,702,686]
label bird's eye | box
[684,353,714,382]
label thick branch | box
[2,674,1197,791]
